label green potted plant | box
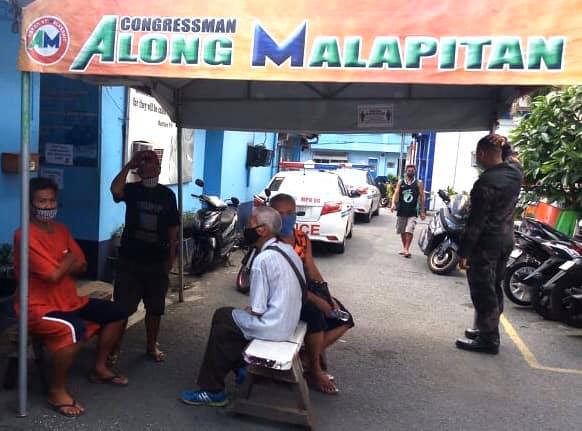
[511,86,582,235]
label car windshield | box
[336,169,367,186]
[278,172,340,196]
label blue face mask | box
[280,213,297,236]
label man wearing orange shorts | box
[14,178,128,417]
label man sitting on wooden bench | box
[180,206,304,407]
[13,178,129,418]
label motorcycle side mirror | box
[296,211,306,216]
[265,188,272,197]
[437,189,450,203]
[195,179,205,187]
[230,197,240,206]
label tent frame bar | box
[18,70,30,418]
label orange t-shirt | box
[13,222,88,321]
[292,228,309,262]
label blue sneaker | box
[180,390,228,407]
[234,366,247,385]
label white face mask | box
[32,206,58,221]
[142,176,159,188]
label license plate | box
[510,249,523,258]
[560,260,576,271]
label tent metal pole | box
[398,132,404,179]
[18,71,31,418]
[176,110,184,303]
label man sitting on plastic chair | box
[180,206,304,406]
[13,178,129,418]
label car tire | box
[372,202,380,217]
[332,238,346,254]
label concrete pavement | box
[1,209,581,430]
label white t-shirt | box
[232,238,304,341]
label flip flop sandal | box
[146,349,166,362]
[306,372,339,395]
[404,253,412,258]
[48,400,84,418]
[88,373,129,386]
[398,251,406,255]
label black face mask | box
[243,226,262,246]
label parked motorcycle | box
[504,236,580,315]
[374,176,390,207]
[547,257,582,327]
[503,222,582,306]
[418,190,469,275]
[184,179,240,276]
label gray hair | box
[253,206,282,235]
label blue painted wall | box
[221,131,277,203]
[203,131,224,197]
[315,133,407,153]
[0,16,40,244]
[39,75,101,241]
[98,86,127,241]
[294,133,411,178]
[100,122,207,237]
[221,131,277,229]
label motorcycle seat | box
[220,208,236,227]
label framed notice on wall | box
[125,88,193,185]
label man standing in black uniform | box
[391,165,426,258]
[456,134,522,355]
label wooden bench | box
[231,321,314,430]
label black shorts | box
[114,257,169,316]
[44,298,127,344]
[300,298,355,334]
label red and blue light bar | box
[279,161,372,171]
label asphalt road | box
[1,209,581,430]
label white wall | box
[431,131,487,210]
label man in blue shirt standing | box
[180,206,304,406]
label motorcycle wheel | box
[550,285,582,327]
[531,284,555,320]
[502,262,537,306]
[189,246,214,276]
[427,247,459,275]
[380,198,389,208]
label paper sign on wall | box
[45,143,74,166]
[40,167,64,189]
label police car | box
[334,168,381,222]
[256,164,356,253]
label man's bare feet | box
[306,371,339,395]
[90,366,129,386]
[48,390,85,417]
[146,343,166,362]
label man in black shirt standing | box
[111,149,180,362]
[391,165,426,258]
[456,134,522,355]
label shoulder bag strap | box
[265,245,307,300]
